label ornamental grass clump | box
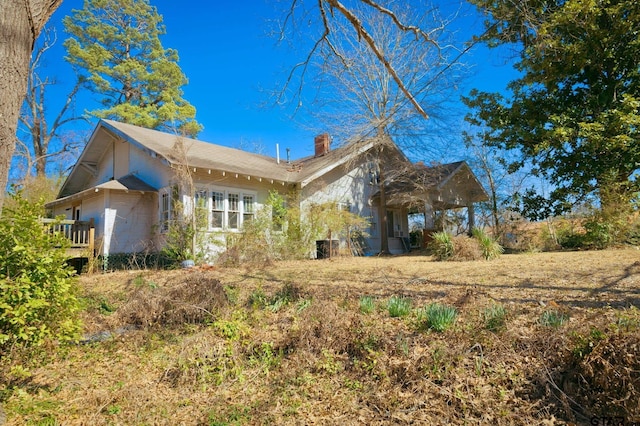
[359,296,376,314]
[472,228,504,260]
[387,295,412,318]
[429,231,454,261]
[539,310,569,328]
[483,303,507,332]
[418,303,458,332]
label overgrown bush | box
[0,194,81,355]
[430,230,503,261]
[451,235,483,261]
[220,192,369,265]
[113,271,228,328]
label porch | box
[41,218,95,258]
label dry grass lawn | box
[3,248,640,425]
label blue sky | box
[36,0,520,166]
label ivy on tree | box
[463,0,640,219]
[63,0,202,137]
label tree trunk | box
[0,0,62,213]
[378,167,390,255]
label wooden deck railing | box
[41,218,95,255]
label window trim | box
[192,186,257,231]
[159,186,178,233]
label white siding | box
[103,191,156,255]
[128,144,173,190]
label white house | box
[46,120,488,258]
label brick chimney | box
[314,134,330,157]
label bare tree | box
[300,2,465,253]
[277,1,469,119]
[0,0,63,214]
[17,27,85,178]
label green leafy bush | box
[386,296,412,318]
[417,303,458,332]
[0,194,81,354]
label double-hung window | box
[243,195,255,223]
[202,188,256,230]
[228,193,239,229]
[194,189,208,227]
[160,186,178,233]
[161,192,171,232]
[211,191,224,228]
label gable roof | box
[57,120,389,198]
[377,160,489,208]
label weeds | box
[571,327,606,359]
[417,303,458,332]
[387,296,412,318]
[249,342,282,374]
[268,282,302,312]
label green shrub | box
[418,303,458,332]
[539,310,569,328]
[483,303,507,332]
[429,231,454,261]
[472,228,504,260]
[0,194,81,354]
[387,295,412,318]
[359,296,376,314]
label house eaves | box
[100,120,296,184]
[46,174,157,209]
[435,162,489,203]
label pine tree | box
[64,0,202,137]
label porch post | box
[423,202,435,230]
[468,203,475,235]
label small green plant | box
[418,303,458,332]
[208,404,252,426]
[387,295,412,318]
[224,285,239,305]
[539,310,569,328]
[616,306,640,331]
[429,231,454,261]
[571,327,606,359]
[472,228,504,260]
[483,303,507,332]
[249,342,282,374]
[359,296,376,314]
[296,298,312,312]
[267,282,301,312]
[317,349,343,374]
[248,288,268,309]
